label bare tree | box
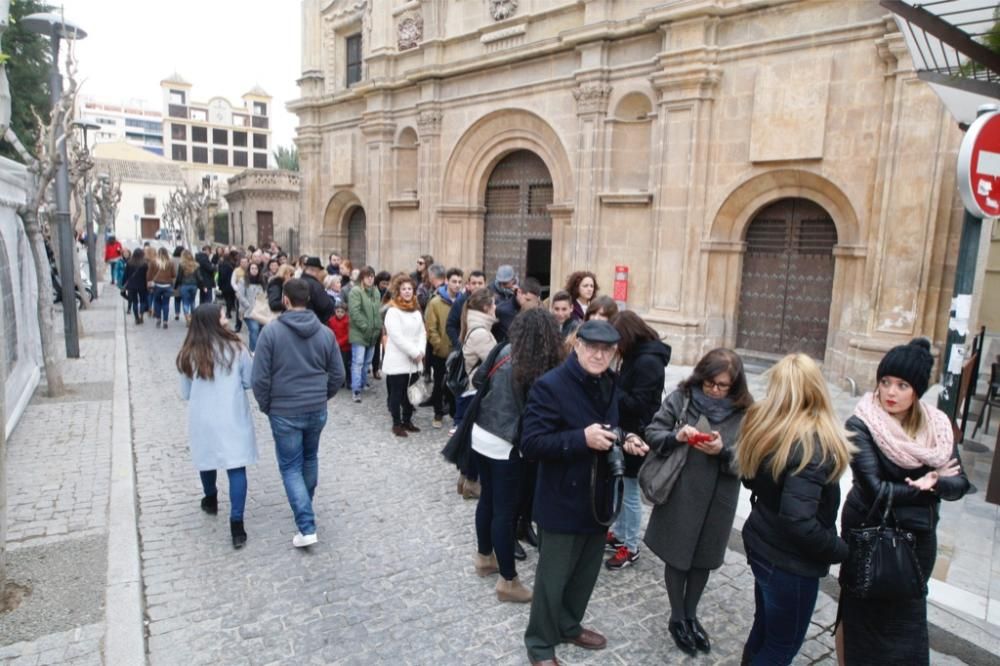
[162,184,208,250]
[92,172,121,267]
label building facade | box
[224,169,302,254]
[76,96,164,156]
[93,142,185,241]
[291,0,965,384]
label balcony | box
[251,116,269,129]
[168,104,188,119]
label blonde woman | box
[737,354,855,666]
[176,250,201,324]
[837,339,968,665]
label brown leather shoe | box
[392,425,408,438]
[563,628,606,650]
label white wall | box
[114,180,181,244]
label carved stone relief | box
[572,82,612,115]
[489,0,518,21]
[398,13,423,51]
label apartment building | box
[76,96,164,155]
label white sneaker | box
[292,532,318,548]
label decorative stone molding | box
[417,110,443,135]
[572,82,612,116]
[650,65,721,104]
[598,192,653,207]
[398,13,423,51]
[488,0,518,22]
[388,197,420,209]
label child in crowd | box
[327,302,352,388]
[176,303,257,549]
[550,290,579,339]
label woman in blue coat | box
[176,303,258,548]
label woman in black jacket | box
[643,347,751,656]
[267,264,295,313]
[605,311,671,571]
[471,309,563,604]
[737,353,854,666]
[837,339,968,665]
[123,248,148,326]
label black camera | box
[605,425,627,478]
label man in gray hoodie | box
[252,278,345,547]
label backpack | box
[445,348,469,397]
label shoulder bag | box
[248,292,277,325]
[637,394,691,505]
[840,485,926,600]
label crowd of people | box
[104,236,970,666]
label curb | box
[104,302,146,664]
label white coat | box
[382,306,426,375]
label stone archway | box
[321,190,364,257]
[703,169,865,365]
[437,109,573,277]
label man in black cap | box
[301,256,336,323]
[520,319,650,665]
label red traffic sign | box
[958,110,1000,218]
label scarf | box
[690,386,737,424]
[390,296,418,312]
[853,392,953,470]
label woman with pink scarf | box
[836,338,969,665]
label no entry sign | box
[958,109,1000,218]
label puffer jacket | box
[462,309,497,376]
[740,441,849,578]
[843,415,969,532]
[348,284,382,346]
[472,344,523,444]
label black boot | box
[668,620,698,656]
[686,618,711,652]
[513,540,527,561]
[200,494,218,515]
[516,518,539,548]
[230,520,247,549]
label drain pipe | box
[844,376,858,398]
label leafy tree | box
[2,0,54,162]
[273,144,299,171]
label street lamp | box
[22,13,87,359]
[73,120,100,298]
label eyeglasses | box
[580,342,616,358]
[703,380,732,392]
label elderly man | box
[520,319,649,666]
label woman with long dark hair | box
[382,273,426,437]
[644,348,752,656]
[148,247,177,329]
[836,339,969,665]
[123,248,148,325]
[176,303,257,549]
[237,262,266,352]
[472,308,564,604]
[564,270,599,321]
[604,311,671,571]
[176,250,200,325]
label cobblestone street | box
[127,312,846,666]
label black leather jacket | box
[843,415,969,532]
[472,345,524,445]
[741,442,849,578]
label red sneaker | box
[605,545,639,570]
[605,531,624,552]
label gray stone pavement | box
[1,291,993,665]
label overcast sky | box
[57,0,301,149]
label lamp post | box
[22,13,87,358]
[74,120,100,298]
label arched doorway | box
[483,150,553,289]
[736,198,837,360]
[347,207,367,266]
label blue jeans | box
[351,343,375,394]
[611,477,642,552]
[110,259,125,286]
[269,410,327,535]
[744,550,820,666]
[152,285,172,322]
[245,319,262,353]
[199,467,247,521]
[179,284,198,315]
[475,450,522,580]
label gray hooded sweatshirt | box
[251,309,345,416]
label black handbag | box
[840,486,926,600]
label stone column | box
[359,106,395,269]
[417,97,442,256]
[295,131,322,255]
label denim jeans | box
[110,259,125,286]
[179,284,198,315]
[245,319,262,353]
[611,477,642,552]
[475,450,522,580]
[351,343,375,394]
[199,467,247,521]
[152,285,172,322]
[743,549,820,666]
[269,410,328,535]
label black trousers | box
[386,372,418,426]
[222,290,236,319]
[429,354,453,419]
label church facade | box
[290,0,964,384]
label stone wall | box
[224,169,301,252]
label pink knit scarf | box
[853,392,953,470]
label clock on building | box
[208,99,230,125]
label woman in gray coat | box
[643,348,752,656]
[177,303,258,549]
